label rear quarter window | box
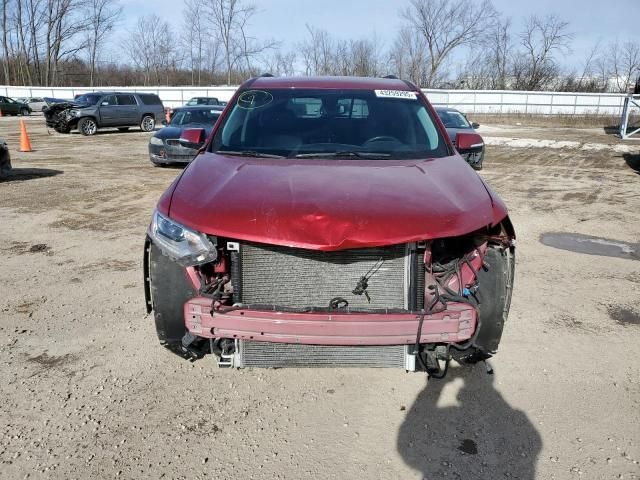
[139,94,163,106]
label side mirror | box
[179,128,206,149]
[471,122,480,129]
[456,132,484,151]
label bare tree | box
[574,41,601,91]
[84,0,121,86]
[513,14,573,90]
[182,0,209,85]
[299,24,335,75]
[123,14,179,85]
[486,16,511,89]
[609,39,640,93]
[389,26,428,86]
[349,36,383,77]
[299,25,383,78]
[456,16,512,90]
[262,49,296,76]
[400,0,498,87]
[206,0,276,84]
[1,0,10,83]
[43,0,89,85]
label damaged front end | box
[0,138,11,179]
[43,102,82,134]
[144,211,515,377]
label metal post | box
[619,95,640,139]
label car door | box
[31,98,46,111]
[97,95,118,126]
[0,97,18,114]
[115,94,139,125]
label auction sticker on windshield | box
[374,90,417,99]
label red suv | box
[144,76,515,377]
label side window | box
[140,95,162,105]
[288,98,322,118]
[337,98,369,119]
[101,95,116,106]
[416,106,440,150]
[116,95,136,106]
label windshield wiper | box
[294,151,391,159]
[215,150,284,158]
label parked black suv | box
[44,92,164,135]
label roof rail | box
[383,74,398,79]
[402,79,419,91]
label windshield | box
[74,94,101,105]
[210,89,449,160]
[186,97,219,106]
[437,110,471,129]
[170,109,221,126]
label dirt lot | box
[1,116,639,479]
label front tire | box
[20,108,30,116]
[147,241,196,345]
[140,115,155,132]
[474,246,514,352]
[78,117,98,136]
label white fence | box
[0,84,627,115]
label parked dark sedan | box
[185,97,221,106]
[435,107,484,170]
[0,96,31,116]
[148,106,223,165]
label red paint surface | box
[169,154,501,250]
[184,297,476,345]
[162,76,509,250]
[246,76,417,91]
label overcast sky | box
[116,0,639,71]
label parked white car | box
[16,97,48,112]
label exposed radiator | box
[237,341,411,369]
[237,242,410,310]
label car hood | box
[168,152,503,251]
[154,125,213,140]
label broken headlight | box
[148,210,217,266]
[149,137,164,146]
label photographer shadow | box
[397,364,541,479]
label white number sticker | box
[374,90,417,100]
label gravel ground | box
[0,116,639,479]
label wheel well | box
[78,115,98,125]
[141,113,156,121]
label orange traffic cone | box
[19,119,33,152]
[0,108,3,117]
